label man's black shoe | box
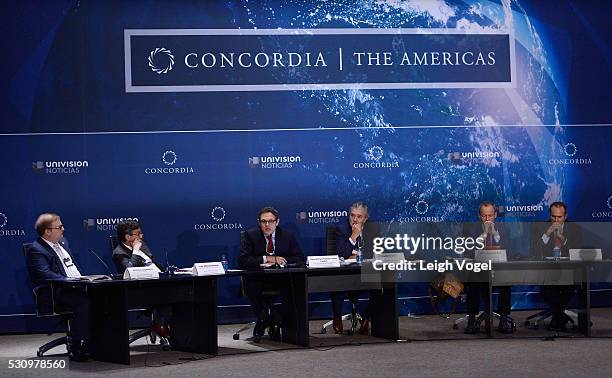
[464,315,480,334]
[253,319,266,343]
[498,316,515,334]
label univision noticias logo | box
[194,206,243,231]
[296,210,348,224]
[83,217,139,231]
[353,145,399,169]
[0,212,26,237]
[249,155,301,169]
[32,160,89,174]
[144,150,195,175]
[497,204,544,218]
[448,151,500,165]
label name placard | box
[123,265,160,280]
[307,255,341,268]
[475,249,506,262]
[192,262,226,276]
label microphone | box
[88,248,114,277]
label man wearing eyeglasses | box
[25,213,91,361]
[238,206,304,342]
[112,220,160,274]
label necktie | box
[266,234,274,254]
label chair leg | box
[37,336,68,357]
[129,328,152,344]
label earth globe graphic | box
[242,0,568,224]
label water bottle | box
[220,254,229,272]
[552,246,561,261]
[355,244,364,266]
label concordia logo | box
[296,210,348,224]
[353,145,399,169]
[194,206,243,231]
[0,212,26,237]
[144,150,195,175]
[497,204,544,218]
[249,155,301,169]
[591,194,612,219]
[549,142,592,165]
[396,199,443,222]
[148,48,175,74]
[83,217,139,231]
[32,160,89,174]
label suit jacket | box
[530,221,582,259]
[335,221,381,259]
[26,237,81,288]
[238,226,304,269]
[112,241,159,274]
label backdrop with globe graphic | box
[0,0,610,332]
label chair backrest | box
[22,243,66,317]
[109,235,119,251]
[325,226,337,255]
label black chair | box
[320,226,362,335]
[108,236,169,348]
[233,231,282,342]
[23,243,72,357]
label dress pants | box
[53,287,91,352]
[331,291,371,320]
[466,282,511,317]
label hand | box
[347,251,357,260]
[266,255,287,265]
[546,223,560,237]
[132,240,143,252]
[351,222,363,241]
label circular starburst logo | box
[607,195,612,210]
[563,142,577,157]
[148,48,175,74]
[0,213,7,228]
[162,150,177,166]
[367,146,384,162]
[415,200,429,215]
[211,207,226,222]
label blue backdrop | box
[1,0,610,333]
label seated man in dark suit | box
[112,220,169,338]
[25,213,90,361]
[331,201,379,335]
[112,219,160,274]
[530,201,582,331]
[464,201,513,334]
[238,206,304,342]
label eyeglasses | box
[258,219,277,225]
[47,225,64,230]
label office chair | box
[319,226,362,335]
[233,231,283,342]
[524,309,577,330]
[109,236,170,348]
[23,243,72,357]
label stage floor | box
[1,309,611,376]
